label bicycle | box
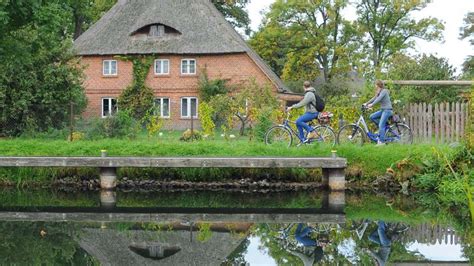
[265,111,336,147]
[337,105,413,145]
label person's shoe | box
[307,131,318,139]
[376,140,385,146]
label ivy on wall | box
[117,55,155,120]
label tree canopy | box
[0,1,86,136]
[356,0,444,73]
[460,12,473,78]
[250,0,359,84]
[385,54,460,103]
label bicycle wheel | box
[311,125,336,147]
[386,123,413,144]
[265,126,293,148]
[337,124,365,145]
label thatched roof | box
[78,228,245,266]
[74,0,288,92]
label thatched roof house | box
[74,0,296,126]
[74,0,287,91]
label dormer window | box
[131,23,181,39]
[149,25,165,37]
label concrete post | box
[100,190,117,209]
[322,168,345,191]
[99,150,118,190]
[100,167,117,190]
[328,191,345,212]
[322,191,345,213]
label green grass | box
[0,133,452,178]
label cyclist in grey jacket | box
[365,80,393,145]
[287,81,319,142]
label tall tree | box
[460,12,473,78]
[0,1,86,136]
[249,0,359,84]
[356,0,444,73]
[385,54,460,103]
[212,0,251,35]
[69,0,116,39]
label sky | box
[247,0,474,74]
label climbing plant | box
[118,55,155,121]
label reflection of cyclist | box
[286,223,324,266]
[367,221,392,266]
[364,80,393,146]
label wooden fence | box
[403,102,469,143]
[400,223,462,245]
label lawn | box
[0,131,453,180]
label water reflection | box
[0,189,471,265]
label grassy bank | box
[0,134,454,185]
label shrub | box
[82,111,139,139]
[198,69,230,102]
[180,129,202,142]
[254,107,275,142]
[198,102,216,137]
[142,108,164,139]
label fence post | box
[440,102,445,143]
[434,103,439,144]
[470,89,474,147]
[452,102,456,142]
[428,103,432,142]
[461,102,465,137]
[455,102,460,142]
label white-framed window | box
[102,98,118,118]
[103,60,118,76]
[154,98,170,118]
[154,59,170,75]
[181,97,198,118]
[181,59,196,75]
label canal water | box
[0,189,471,265]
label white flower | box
[229,134,236,139]
[158,132,163,137]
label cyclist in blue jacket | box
[364,80,393,146]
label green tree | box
[460,12,473,78]
[212,0,251,35]
[356,0,444,74]
[0,1,86,136]
[0,222,97,265]
[249,0,358,83]
[68,0,116,39]
[385,54,461,103]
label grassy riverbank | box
[0,134,455,184]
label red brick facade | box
[81,53,292,129]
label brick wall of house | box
[80,53,280,130]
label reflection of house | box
[74,0,298,129]
[79,227,247,265]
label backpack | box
[306,91,325,112]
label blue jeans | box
[295,223,317,247]
[296,112,319,142]
[369,109,393,142]
[369,221,391,247]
